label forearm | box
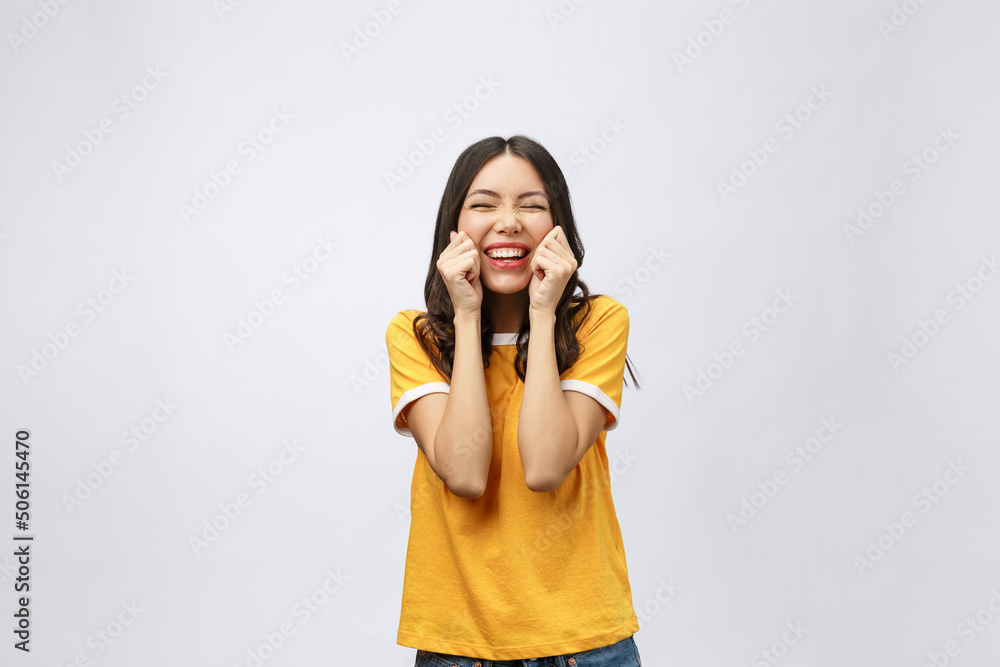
[434,311,493,497]
[517,310,577,491]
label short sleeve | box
[386,311,451,437]
[559,297,629,431]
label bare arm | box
[517,224,610,492]
[409,311,492,498]
[517,311,607,492]
[405,229,494,498]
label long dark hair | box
[412,135,640,389]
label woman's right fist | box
[436,230,483,315]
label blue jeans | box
[414,634,642,667]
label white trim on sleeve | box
[561,379,619,431]
[392,382,451,437]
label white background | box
[2,0,999,665]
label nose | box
[494,206,521,232]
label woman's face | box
[456,154,555,295]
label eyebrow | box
[466,189,548,201]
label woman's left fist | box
[528,225,577,314]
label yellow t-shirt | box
[386,294,639,660]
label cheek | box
[456,214,477,234]
[455,220,476,242]
[531,218,555,243]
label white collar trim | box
[492,332,522,346]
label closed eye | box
[469,203,546,210]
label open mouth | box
[484,248,529,269]
[485,248,528,262]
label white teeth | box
[487,248,526,259]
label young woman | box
[386,135,643,666]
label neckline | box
[492,332,522,346]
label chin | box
[484,279,530,295]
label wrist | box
[454,310,481,330]
[528,307,556,327]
